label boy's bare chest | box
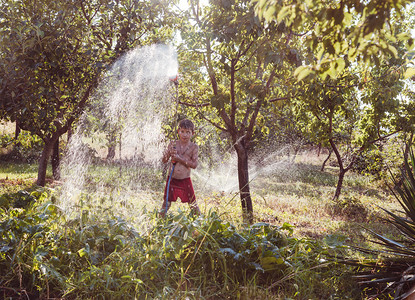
[176,142,193,158]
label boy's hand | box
[171,153,181,162]
[170,146,177,164]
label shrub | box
[327,196,368,222]
[352,147,415,299]
[0,131,44,162]
[0,188,356,299]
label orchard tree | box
[293,66,405,200]
[178,0,301,223]
[0,0,177,186]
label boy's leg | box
[184,178,199,215]
[189,202,200,215]
[160,200,171,218]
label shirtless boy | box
[160,119,200,217]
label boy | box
[160,119,200,217]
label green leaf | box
[397,32,412,41]
[78,247,88,257]
[210,93,229,110]
[294,66,312,81]
[264,6,276,22]
[277,6,290,22]
[387,44,398,58]
[260,255,284,270]
[342,12,352,26]
[403,68,415,79]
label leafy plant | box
[0,133,13,148]
[0,187,355,299]
[353,147,415,299]
[0,131,44,162]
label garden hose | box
[165,143,177,216]
[165,162,176,216]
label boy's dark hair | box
[178,119,195,131]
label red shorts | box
[164,177,196,203]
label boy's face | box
[178,127,193,142]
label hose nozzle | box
[169,74,179,86]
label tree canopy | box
[254,0,415,80]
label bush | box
[0,188,357,299]
[0,131,44,162]
[352,147,415,299]
[327,196,368,222]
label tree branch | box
[231,59,237,127]
[269,97,289,102]
[178,101,209,107]
[246,69,276,143]
[196,111,227,132]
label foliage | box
[250,0,415,201]
[253,0,415,80]
[351,147,384,177]
[0,0,178,185]
[350,138,404,183]
[327,195,368,223]
[0,131,45,162]
[0,187,356,299]
[289,24,412,200]
[352,147,415,299]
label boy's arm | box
[186,144,198,169]
[170,143,198,169]
[162,142,174,164]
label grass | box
[0,152,401,242]
[193,153,401,245]
[0,152,404,299]
[0,161,55,195]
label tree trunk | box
[291,143,301,163]
[107,145,116,160]
[106,133,116,160]
[333,167,346,200]
[329,138,347,201]
[14,121,21,140]
[13,121,21,152]
[52,138,60,180]
[321,149,333,171]
[235,142,253,224]
[67,126,73,143]
[37,139,56,186]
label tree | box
[0,0,177,186]
[292,67,405,200]
[178,0,300,223]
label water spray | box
[59,45,180,216]
[169,74,180,130]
